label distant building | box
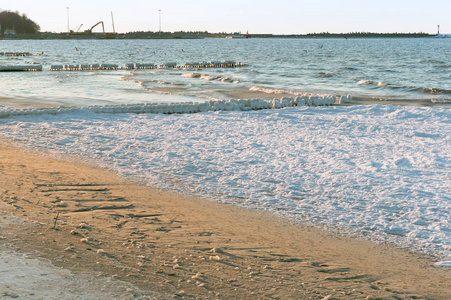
[5,26,16,35]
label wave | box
[0,96,338,118]
[356,79,451,95]
[249,86,311,96]
[430,98,451,104]
[357,80,373,85]
[419,59,445,64]
[317,72,334,78]
[182,73,202,78]
[182,72,239,83]
[123,70,241,90]
[417,87,451,95]
[121,75,184,87]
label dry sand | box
[0,141,450,299]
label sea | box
[0,38,450,266]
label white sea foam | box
[182,73,202,78]
[358,80,373,85]
[0,105,449,265]
[248,86,342,101]
[250,86,301,95]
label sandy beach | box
[0,140,450,299]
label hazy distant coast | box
[0,31,437,40]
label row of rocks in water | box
[0,62,246,72]
[50,61,246,71]
[0,52,33,56]
[0,65,43,71]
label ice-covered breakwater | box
[49,61,245,71]
[0,52,33,56]
[50,63,120,71]
[125,63,156,70]
[0,65,42,72]
[0,61,245,72]
[0,95,340,118]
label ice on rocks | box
[0,95,337,118]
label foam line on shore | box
[0,95,342,118]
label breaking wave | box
[356,79,451,95]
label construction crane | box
[83,21,105,34]
[70,24,83,34]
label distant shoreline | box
[0,31,440,40]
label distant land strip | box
[0,31,438,40]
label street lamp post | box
[159,9,161,33]
[66,7,70,34]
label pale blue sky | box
[2,0,449,34]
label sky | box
[1,0,450,34]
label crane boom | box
[111,12,116,33]
[83,21,105,34]
[90,21,105,33]
[69,24,83,34]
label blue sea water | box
[0,38,450,106]
[0,38,450,265]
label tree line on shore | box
[0,10,40,34]
[305,31,431,38]
[0,10,434,39]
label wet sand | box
[0,141,450,299]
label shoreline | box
[1,141,450,299]
[0,33,437,40]
[1,94,448,111]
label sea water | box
[0,38,450,266]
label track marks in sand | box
[0,146,445,299]
[32,182,135,214]
[3,177,400,299]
